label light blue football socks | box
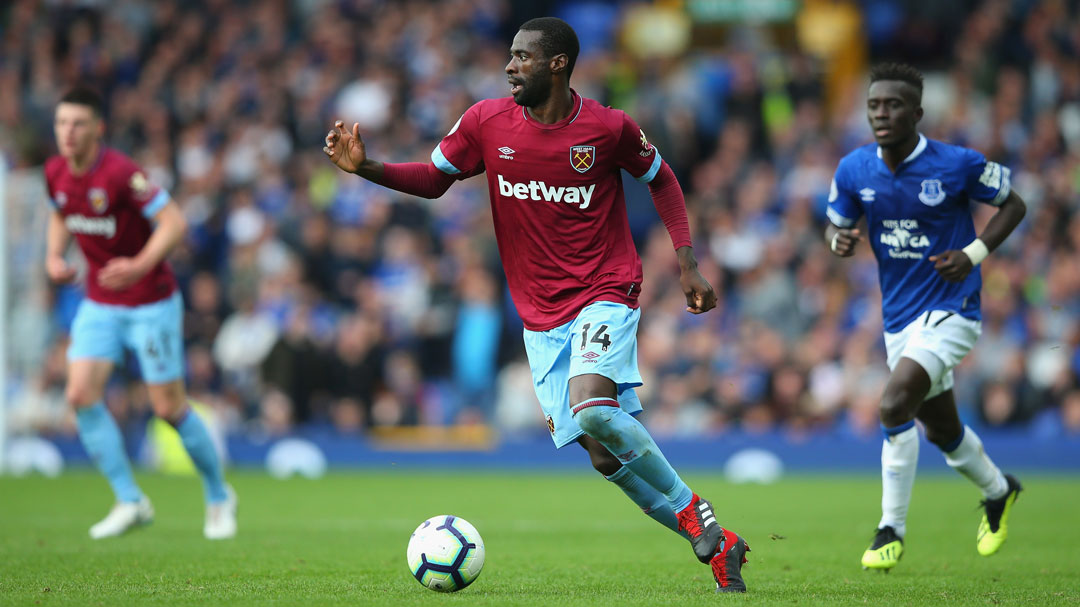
[172,407,229,504]
[76,402,143,503]
[573,398,695,514]
[605,466,689,538]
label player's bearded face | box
[512,62,553,107]
[506,30,554,108]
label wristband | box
[961,238,989,266]
[830,232,841,253]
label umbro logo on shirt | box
[498,146,515,160]
[860,188,876,202]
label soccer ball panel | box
[407,515,485,592]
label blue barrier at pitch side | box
[42,428,1080,472]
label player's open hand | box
[45,256,77,284]
[830,228,861,257]
[929,249,974,283]
[324,120,367,174]
[681,268,717,314]
[98,257,147,290]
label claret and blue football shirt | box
[431,90,663,331]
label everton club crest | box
[88,187,110,214]
[918,179,946,206]
[570,145,595,173]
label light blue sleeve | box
[430,143,461,175]
[140,189,170,219]
[634,150,663,183]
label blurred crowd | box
[2,0,1078,443]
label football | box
[406,515,485,592]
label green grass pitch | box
[1,470,1078,606]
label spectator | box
[1,0,1076,443]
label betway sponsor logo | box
[497,174,595,210]
[65,214,116,238]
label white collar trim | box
[877,133,927,164]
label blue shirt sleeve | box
[826,162,862,228]
[962,148,1011,206]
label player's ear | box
[913,104,924,125]
[550,53,568,76]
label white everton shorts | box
[884,309,981,399]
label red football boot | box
[676,493,750,593]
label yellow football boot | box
[977,474,1022,556]
[861,526,903,571]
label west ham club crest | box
[570,145,595,173]
[89,187,110,214]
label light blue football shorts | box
[523,300,644,448]
[68,290,185,384]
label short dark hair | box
[869,63,923,103]
[519,17,580,80]
[58,86,105,119]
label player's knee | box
[151,401,186,424]
[573,405,618,443]
[148,386,187,423]
[65,384,101,408]
[879,388,919,425]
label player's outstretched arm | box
[825,224,861,257]
[930,190,1026,282]
[45,210,77,284]
[323,120,455,199]
[98,200,187,291]
[324,120,384,180]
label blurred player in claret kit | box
[325,17,749,593]
[825,64,1027,571]
[45,86,236,539]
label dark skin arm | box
[677,246,716,314]
[929,190,1027,282]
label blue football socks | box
[75,402,142,503]
[573,398,694,514]
[172,407,228,504]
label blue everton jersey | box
[827,134,1011,333]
